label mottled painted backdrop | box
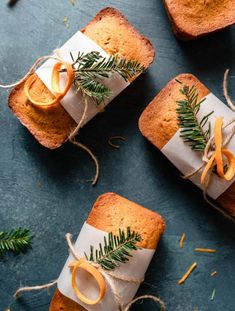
[0,1,235,310]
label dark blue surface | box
[0,1,235,310]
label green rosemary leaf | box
[84,227,142,271]
[0,228,33,255]
[176,84,213,152]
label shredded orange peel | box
[68,258,106,305]
[180,233,186,249]
[24,61,74,107]
[178,262,197,285]
[194,248,217,253]
[201,117,235,186]
[211,271,217,277]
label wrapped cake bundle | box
[163,0,235,40]
[49,192,165,310]
[139,74,235,218]
[8,8,154,149]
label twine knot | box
[182,117,235,223]
[65,233,165,310]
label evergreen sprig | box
[176,82,213,152]
[70,51,144,104]
[0,228,33,255]
[85,227,142,270]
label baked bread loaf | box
[8,8,154,149]
[49,192,165,310]
[139,73,235,217]
[163,0,235,40]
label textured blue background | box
[0,1,235,310]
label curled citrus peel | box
[24,61,74,107]
[69,258,106,305]
[201,117,235,186]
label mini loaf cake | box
[163,0,235,40]
[49,192,165,310]
[8,8,154,149]
[139,74,235,217]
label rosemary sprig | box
[0,228,33,255]
[176,82,213,152]
[70,51,144,104]
[85,227,142,270]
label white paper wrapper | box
[57,223,155,311]
[162,93,235,199]
[36,31,129,125]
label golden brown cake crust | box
[8,77,77,149]
[87,192,165,250]
[49,289,86,311]
[139,73,209,150]
[49,192,165,311]
[8,7,155,149]
[81,7,155,69]
[163,0,235,40]
[139,74,235,216]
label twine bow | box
[183,117,235,222]
[65,233,165,311]
[180,69,235,222]
[200,117,235,187]
[13,233,165,311]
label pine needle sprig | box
[85,227,142,271]
[176,83,213,152]
[70,51,144,105]
[0,228,33,255]
[74,75,112,104]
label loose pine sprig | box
[176,82,213,152]
[0,228,33,255]
[70,51,144,104]
[85,227,142,271]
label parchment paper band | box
[36,31,130,126]
[57,223,155,311]
[161,93,235,199]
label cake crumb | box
[63,16,69,28]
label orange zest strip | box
[24,61,74,107]
[194,248,217,253]
[178,262,197,285]
[214,117,224,177]
[201,117,235,186]
[69,258,106,305]
[180,233,186,249]
[51,61,74,97]
[201,154,215,186]
[220,149,235,180]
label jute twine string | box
[0,52,100,185]
[0,55,62,89]
[223,69,235,112]
[68,95,99,185]
[13,233,165,311]
[181,70,235,223]
[14,280,57,299]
